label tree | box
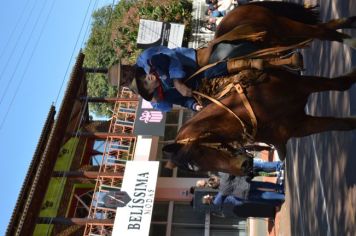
[83,0,193,116]
[83,6,118,116]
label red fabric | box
[149,60,165,100]
[156,77,165,100]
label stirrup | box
[279,50,298,59]
[282,52,305,71]
[290,52,304,70]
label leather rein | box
[197,76,257,142]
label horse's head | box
[162,140,253,176]
[160,90,256,175]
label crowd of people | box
[201,0,251,33]
[187,157,285,218]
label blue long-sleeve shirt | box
[136,46,197,87]
[136,46,198,111]
[151,88,197,112]
[135,46,230,111]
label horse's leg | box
[298,70,356,94]
[292,115,356,137]
[322,16,356,30]
[275,16,355,47]
[275,143,287,161]
[321,17,356,47]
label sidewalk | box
[271,172,291,236]
[249,148,291,236]
[266,150,290,236]
[266,176,291,236]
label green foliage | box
[111,0,193,63]
[83,6,118,116]
[83,0,193,116]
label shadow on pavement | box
[285,0,356,235]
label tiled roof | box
[6,105,55,235]
[6,52,86,236]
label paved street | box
[279,0,356,235]
[190,1,356,235]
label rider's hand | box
[184,88,193,97]
[174,80,193,97]
[194,104,203,111]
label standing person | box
[195,158,284,189]
[197,171,284,198]
[202,189,283,219]
[216,0,235,15]
[199,171,284,218]
[252,158,284,173]
[203,189,284,207]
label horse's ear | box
[162,143,183,159]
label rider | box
[119,45,301,112]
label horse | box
[196,1,356,66]
[162,68,356,176]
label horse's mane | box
[246,1,320,25]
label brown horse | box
[162,69,356,176]
[196,2,356,66]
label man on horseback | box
[118,45,302,112]
[113,1,355,113]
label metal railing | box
[83,88,138,235]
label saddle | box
[196,23,310,67]
[195,70,266,105]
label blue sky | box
[0,0,113,234]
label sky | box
[0,0,113,234]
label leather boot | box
[227,58,264,73]
[227,52,304,73]
[265,52,304,70]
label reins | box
[192,90,254,143]
[178,71,260,145]
[215,73,258,138]
[193,79,257,143]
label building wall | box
[131,108,247,236]
[156,178,197,201]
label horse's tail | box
[246,1,320,25]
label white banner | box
[137,19,185,49]
[112,161,160,236]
